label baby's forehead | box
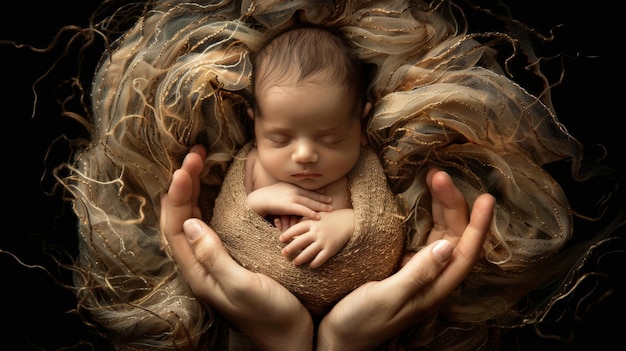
[255,75,347,98]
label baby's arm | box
[247,182,333,220]
[279,209,355,269]
[246,148,332,220]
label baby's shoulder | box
[244,147,275,193]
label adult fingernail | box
[183,219,202,240]
[432,240,453,262]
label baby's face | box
[252,82,366,191]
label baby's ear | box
[361,101,372,146]
[361,102,372,121]
[361,131,369,146]
[360,102,372,146]
[246,107,255,120]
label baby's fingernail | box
[183,219,202,240]
[432,240,453,262]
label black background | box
[2,1,624,350]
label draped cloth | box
[210,142,405,316]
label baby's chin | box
[286,178,328,191]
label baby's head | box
[248,25,373,190]
[250,24,369,119]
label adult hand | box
[316,169,495,351]
[160,145,313,351]
[162,145,495,351]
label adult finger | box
[160,145,206,278]
[432,193,494,295]
[427,169,469,244]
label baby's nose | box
[292,140,318,163]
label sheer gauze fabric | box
[62,0,609,349]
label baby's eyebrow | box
[318,123,353,132]
[263,127,297,136]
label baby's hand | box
[279,209,354,268]
[274,215,301,231]
[248,182,332,219]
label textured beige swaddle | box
[210,142,405,315]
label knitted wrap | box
[210,142,405,315]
